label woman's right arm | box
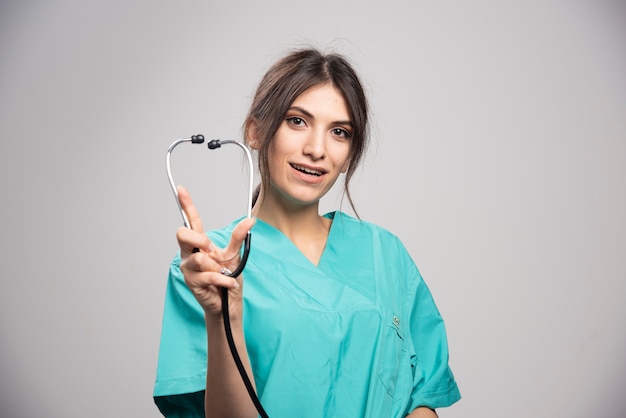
[176,186,258,418]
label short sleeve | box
[154,391,205,417]
[405,262,461,410]
[153,253,207,412]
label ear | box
[245,119,261,150]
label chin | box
[282,190,325,207]
[270,182,333,207]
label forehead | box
[290,83,351,120]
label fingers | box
[221,217,256,265]
[177,185,218,256]
[177,185,204,233]
[177,226,215,256]
[182,252,240,290]
[176,185,254,280]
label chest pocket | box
[377,311,406,397]
[371,229,408,398]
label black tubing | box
[221,233,269,417]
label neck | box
[251,188,331,264]
[253,191,327,236]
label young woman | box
[154,48,461,418]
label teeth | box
[292,164,323,176]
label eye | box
[332,127,352,139]
[286,116,306,127]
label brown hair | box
[244,48,369,215]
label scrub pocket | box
[377,312,406,397]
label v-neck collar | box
[253,211,337,270]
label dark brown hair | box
[244,48,369,215]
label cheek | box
[266,140,289,178]
[331,142,352,166]
[341,156,350,173]
[270,126,295,154]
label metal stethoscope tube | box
[166,134,254,227]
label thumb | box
[221,217,256,265]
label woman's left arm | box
[406,407,438,417]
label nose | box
[302,128,326,160]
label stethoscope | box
[166,134,269,418]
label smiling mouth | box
[290,163,326,177]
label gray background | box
[1,0,625,417]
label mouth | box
[290,163,327,177]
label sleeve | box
[403,253,461,411]
[154,391,205,418]
[153,253,207,416]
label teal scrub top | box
[154,212,460,417]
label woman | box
[154,48,461,417]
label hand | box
[176,186,255,320]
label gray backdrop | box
[1,0,625,417]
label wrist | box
[205,310,243,331]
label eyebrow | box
[287,106,353,127]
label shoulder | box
[331,211,407,249]
[330,212,418,275]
